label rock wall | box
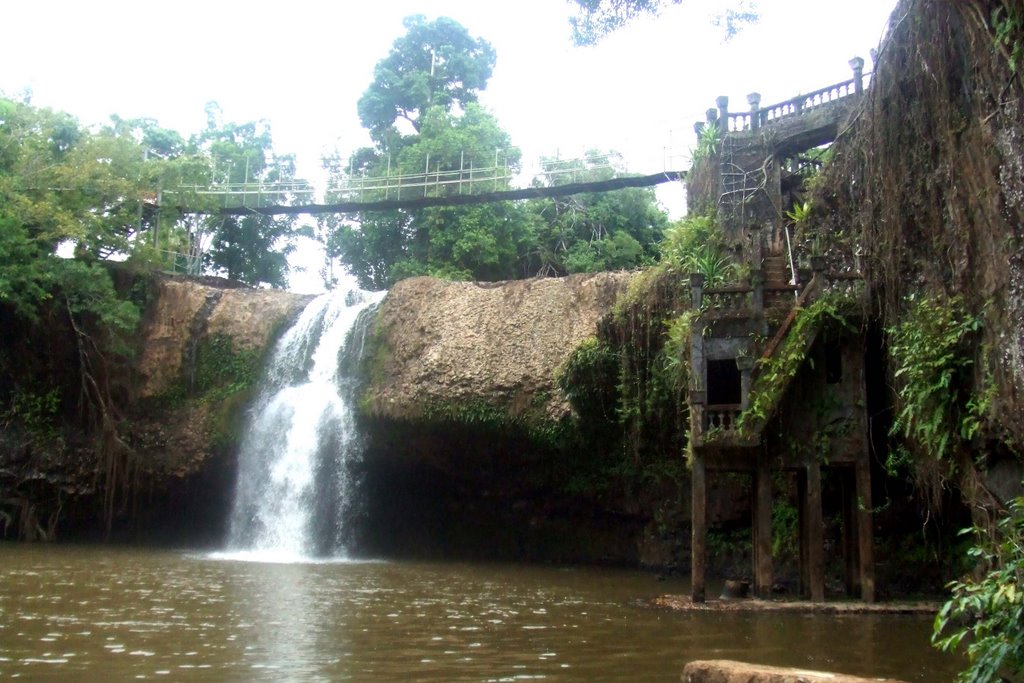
[813,0,1024,505]
[362,272,632,424]
[135,275,312,398]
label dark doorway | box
[707,359,741,405]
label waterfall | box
[223,284,384,562]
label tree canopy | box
[568,0,759,45]
[357,15,497,144]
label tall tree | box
[328,104,538,289]
[526,153,668,275]
[357,15,496,143]
[190,104,302,288]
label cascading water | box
[223,284,384,562]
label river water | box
[0,544,957,681]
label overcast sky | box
[3,0,896,291]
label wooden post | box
[754,453,773,597]
[856,457,876,602]
[798,471,809,598]
[691,456,707,603]
[806,461,825,602]
[843,469,858,597]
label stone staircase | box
[761,255,790,286]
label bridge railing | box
[699,57,868,136]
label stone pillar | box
[798,471,809,597]
[855,457,876,602]
[751,270,765,318]
[747,92,761,131]
[805,460,825,602]
[691,455,707,603]
[716,96,729,134]
[750,224,764,270]
[753,451,773,597]
[690,273,705,310]
[843,471,858,597]
[736,355,754,411]
[850,56,865,94]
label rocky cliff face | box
[362,272,632,425]
[813,0,1024,507]
[135,276,312,399]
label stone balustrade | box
[705,404,743,434]
[703,286,753,311]
[703,57,867,135]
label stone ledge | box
[682,659,906,683]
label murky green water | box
[0,545,957,681]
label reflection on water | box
[0,545,958,681]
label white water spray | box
[224,284,384,562]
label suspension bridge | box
[161,61,868,218]
[164,150,689,217]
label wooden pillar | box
[753,453,773,597]
[855,457,876,602]
[797,471,809,598]
[843,470,859,597]
[805,461,825,602]
[691,456,707,603]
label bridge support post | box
[855,457,876,602]
[691,455,707,603]
[753,450,774,597]
[803,461,825,602]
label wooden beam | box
[754,454,773,597]
[856,458,876,602]
[692,456,707,603]
[806,461,825,602]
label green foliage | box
[529,154,667,276]
[357,15,496,142]
[161,334,261,407]
[739,294,852,434]
[785,201,812,226]
[692,123,721,163]
[658,215,735,286]
[993,2,1024,74]
[568,0,757,45]
[887,294,984,480]
[772,496,799,559]
[329,21,670,288]
[557,336,620,421]
[2,387,61,438]
[193,106,301,287]
[934,494,1024,682]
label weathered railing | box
[703,285,753,312]
[697,57,868,137]
[706,404,743,434]
[763,284,802,310]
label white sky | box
[3,0,896,292]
